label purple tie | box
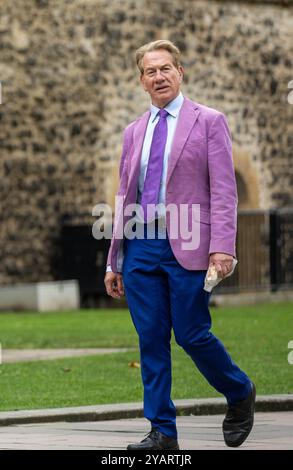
[141,108,169,222]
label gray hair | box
[135,40,181,75]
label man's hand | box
[209,253,234,279]
[104,271,124,299]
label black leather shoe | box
[223,382,256,447]
[127,428,179,450]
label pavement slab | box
[1,348,136,363]
[0,412,292,450]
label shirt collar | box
[150,91,184,122]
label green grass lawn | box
[0,303,292,411]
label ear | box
[176,65,184,83]
[140,73,147,91]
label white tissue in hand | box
[204,258,238,293]
[206,265,218,281]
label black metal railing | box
[58,209,293,305]
[217,209,293,293]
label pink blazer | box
[106,96,238,273]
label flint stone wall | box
[0,0,292,284]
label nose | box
[154,69,165,81]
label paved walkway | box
[0,412,292,450]
[1,348,136,363]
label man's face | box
[140,49,184,108]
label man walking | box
[104,40,255,450]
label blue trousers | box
[122,223,251,439]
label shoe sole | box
[127,444,180,451]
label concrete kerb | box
[0,394,293,427]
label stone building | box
[0,0,292,285]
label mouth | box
[156,86,169,92]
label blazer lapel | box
[126,110,150,197]
[166,97,200,186]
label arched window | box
[235,171,249,208]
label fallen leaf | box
[128,361,140,368]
